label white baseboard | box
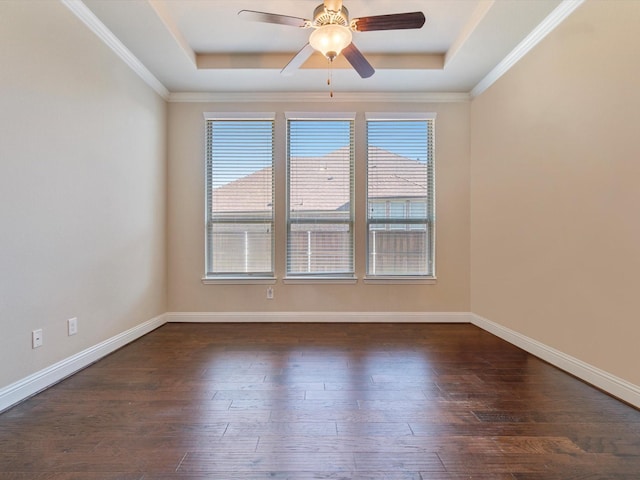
[4,311,638,412]
[0,314,167,413]
[471,313,640,409]
[165,311,473,324]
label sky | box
[210,119,432,187]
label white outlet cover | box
[32,329,43,348]
[68,317,78,336]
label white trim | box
[471,313,640,409]
[203,112,276,120]
[0,314,167,413]
[365,112,437,121]
[283,277,358,285]
[285,111,356,120]
[363,277,437,285]
[60,0,169,100]
[166,311,473,324]
[169,92,471,104]
[470,0,585,98]
[202,277,277,285]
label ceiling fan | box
[238,0,426,79]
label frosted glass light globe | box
[309,24,352,60]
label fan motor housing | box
[313,4,349,27]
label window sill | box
[363,276,437,285]
[283,276,358,285]
[201,276,277,285]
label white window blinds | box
[366,115,435,276]
[205,116,275,277]
[287,116,355,276]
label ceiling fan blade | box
[238,10,308,28]
[352,11,426,32]
[342,43,375,79]
[281,43,315,76]
[323,0,343,11]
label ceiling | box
[80,0,565,95]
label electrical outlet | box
[32,329,43,349]
[266,287,274,299]
[67,317,78,336]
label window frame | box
[364,112,436,281]
[284,112,356,282]
[203,112,276,283]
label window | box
[366,114,435,277]
[286,113,355,277]
[205,114,275,278]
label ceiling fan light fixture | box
[240,2,425,79]
[309,24,352,60]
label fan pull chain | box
[327,57,334,98]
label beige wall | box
[470,0,640,386]
[168,102,470,312]
[0,2,167,388]
[10,0,636,409]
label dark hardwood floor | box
[1,323,639,479]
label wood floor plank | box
[177,452,356,473]
[0,322,638,479]
[513,474,638,480]
[438,451,640,475]
[0,474,143,480]
[256,434,498,453]
[229,399,359,411]
[223,421,337,437]
[144,473,423,480]
[0,448,184,473]
[491,435,585,454]
[305,389,429,401]
[354,452,444,472]
[213,390,306,401]
[337,422,414,436]
[95,435,259,452]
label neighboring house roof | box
[212,147,428,213]
[212,164,273,215]
[367,147,428,200]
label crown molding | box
[471,0,585,98]
[60,0,170,100]
[168,91,471,104]
[60,0,583,104]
